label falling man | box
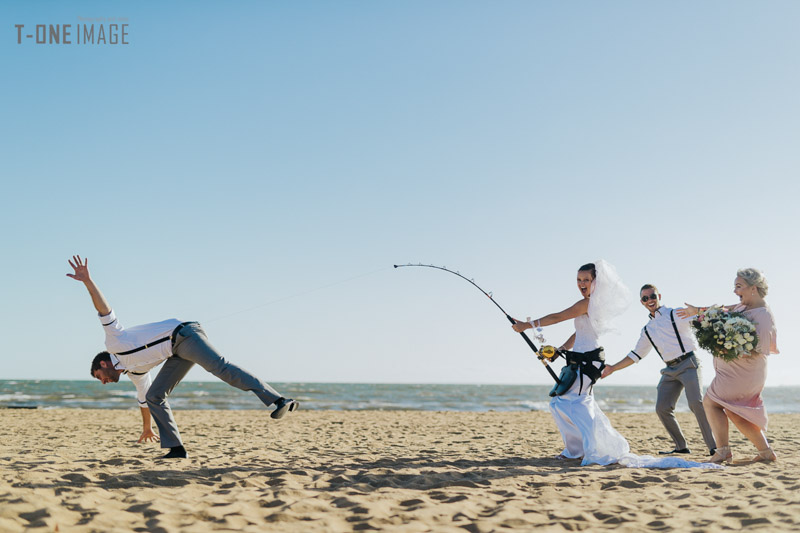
[67,255,298,459]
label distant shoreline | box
[3,381,799,413]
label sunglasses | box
[641,294,659,302]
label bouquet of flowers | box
[692,306,758,362]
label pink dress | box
[705,305,779,430]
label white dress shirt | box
[99,310,183,407]
[626,306,698,365]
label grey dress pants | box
[145,322,282,448]
[656,354,716,452]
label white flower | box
[724,342,733,349]
[745,343,754,351]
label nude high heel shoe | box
[753,447,777,462]
[709,445,732,464]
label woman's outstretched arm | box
[512,298,589,332]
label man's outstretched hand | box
[137,428,160,443]
[66,255,112,316]
[67,255,91,283]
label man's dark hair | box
[90,351,112,377]
[578,263,596,279]
[640,283,660,294]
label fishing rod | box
[394,263,561,384]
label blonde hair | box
[737,268,768,297]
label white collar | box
[109,353,125,370]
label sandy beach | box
[1,409,798,532]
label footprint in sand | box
[103,458,143,466]
[126,502,159,518]
[258,499,285,508]
[741,517,772,527]
[61,473,91,484]
[399,498,425,510]
[19,508,50,526]
[331,497,358,508]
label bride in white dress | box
[514,260,721,469]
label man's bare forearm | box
[137,407,159,443]
[83,278,112,316]
[140,407,152,431]
[67,256,112,315]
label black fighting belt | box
[549,347,606,397]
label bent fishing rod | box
[394,263,561,384]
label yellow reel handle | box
[540,345,558,361]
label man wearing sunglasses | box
[601,285,716,456]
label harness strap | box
[670,310,686,353]
[565,348,605,394]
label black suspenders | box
[111,322,192,376]
[643,326,664,361]
[670,310,686,353]
[645,310,688,362]
[114,335,171,356]
[113,338,172,376]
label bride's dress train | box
[550,385,721,469]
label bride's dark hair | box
[578,263,596,279]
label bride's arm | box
[512,299,589,332]
[559,333,576,352]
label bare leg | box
[726,411,769,451]
[703,396,729,446]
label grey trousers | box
[656,354,716,452]
[146,322,282,448]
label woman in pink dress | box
[680,268,779,464]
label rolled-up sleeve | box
[126,372,152,408]
[99,310,123,337]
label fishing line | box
[205,266,389,323]
[394,263,561,383]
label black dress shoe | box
[162,446,187,459]
[271,397,299,419]
[658,447,691,455]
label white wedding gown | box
[549,315,721,469]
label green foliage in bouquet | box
[691,306,758,362]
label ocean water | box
[1,380,799,413]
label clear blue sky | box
[1,1,797,386]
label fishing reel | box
[539,345,560,361]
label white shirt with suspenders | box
[99,310,183,408]
[626,306,698,367]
